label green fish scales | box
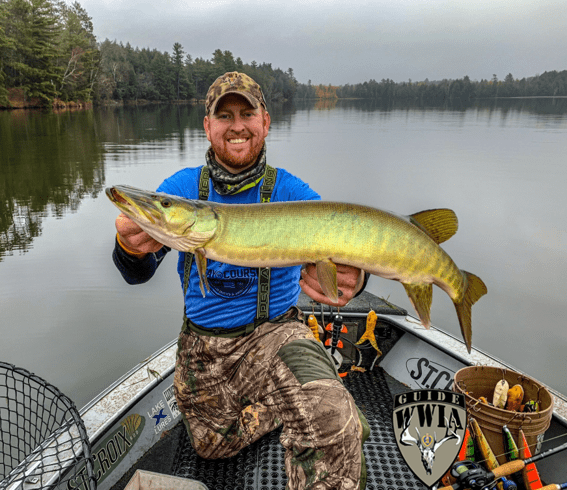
[107,186,487,352]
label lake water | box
[1,98,567,409]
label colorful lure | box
[457,427,474,461]
[506,385,524,412]
[355,310,382,357]
[470,418,506,490]
[503,425,520,461]
[307,314,321,342]
[519,428,543,489]
[524,400,540,413]
[493,379,510,409]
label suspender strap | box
[183,165,277,331]
[256,164,277,319]
[198,166,210,201]
[260,165,277,203]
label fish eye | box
[162,198,172,208]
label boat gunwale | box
[80,339,177,444]
[79,312,567,446]
[378,312,567,427]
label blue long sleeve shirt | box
[113,166,320,329]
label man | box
[112,72,369,489]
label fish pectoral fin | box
[402,283,433,329]
[194,249,210,297]
[316,259,338,303]
[409,209,458,244]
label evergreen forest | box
[1,0,566,108]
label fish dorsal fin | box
[409,209,458,244]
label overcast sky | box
[79,0,566,85]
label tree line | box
[296,71,567,102]
[1,0,566,108]
[0,0,99,107]
[0,0,297,107]
[95,43,298,104]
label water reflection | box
[93,104,206,146]
[292,97,567,117]
[2,97,567,406]
[0,110,106,259]
[2,98,566,261]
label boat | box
[2,290,567,490]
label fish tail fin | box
[454,271,488,353]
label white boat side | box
[80,313,567,443]
[7,310,565,490]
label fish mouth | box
[106,185,160,224]
[106,187,129,205]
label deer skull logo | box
[392,389,467,488]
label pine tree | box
[56,1,99,101]
[25,0,61,103]
[0,2,13,105]
[3,0,61,105]
[172,42,194,99]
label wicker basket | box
[453,365,554,465]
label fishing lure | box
[519,428,543,489]
[355,310,383,357]
[524,400,539,413]
[307,314,321,342]
[502,425,520,462]
[459,427,475,462]
[471,418,507,490]
[493,379,510,409]
[506,385,524,412]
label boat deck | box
[101,291,567,489]
[111,367,425,490]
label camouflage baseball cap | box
[205,72,267,115]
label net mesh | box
[0,362,96,490]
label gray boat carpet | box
[171,366,425,490]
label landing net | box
[0,362,96,490]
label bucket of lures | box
[453,365,554,465]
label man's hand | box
[115,213,163,256]
[300,263,364,307]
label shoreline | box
[3,94,566,111]
[0,88,202,111]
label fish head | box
[106,185,217,252]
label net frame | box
[0,362,96,490]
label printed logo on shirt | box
[207,267,257,299]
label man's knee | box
[305,379,361,444]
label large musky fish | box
[107,185,487,352]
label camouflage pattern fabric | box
[205,71,267,115]
[174,310,368,489]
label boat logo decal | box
[152,409,167,425]
[148,398,171,434]
[163,384,180,418]
[392,389,467,488]
[406,357,455,390]
[66,414,145,489]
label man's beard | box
[205,144,267,196]
[210,139,264,172]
